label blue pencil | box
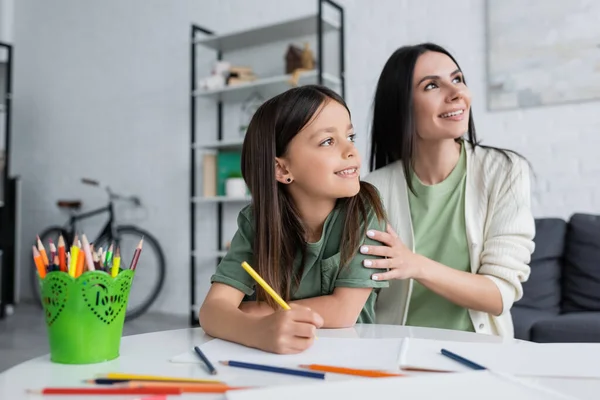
[220,360,325,379]
[440,348,486,370]
[194,346,218,375]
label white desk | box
[0,324,597,399]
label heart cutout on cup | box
[80,272,133,325]
[41,273,70,326]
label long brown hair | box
[241,85,386,308]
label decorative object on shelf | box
[286,42,316,86]
[225,171,247,198]
[239,92,264,136]
[216,151,242,196]
[227,65,257,87]
[197,61,231,91]
[285,44,304,74]
[202,153,217,197]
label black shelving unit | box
[0,41,16,320]
[189,0,345,326]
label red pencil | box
[27,386,181,395]
[57,236,67,272]
[129,237,144,271]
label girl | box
[360,43,535,338]
[199,85,389,354]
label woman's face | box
[412,51,471,141]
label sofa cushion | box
[562,214,600,312]
[530,312,600,343]
[511,306,558,341]
[515,218,565,312]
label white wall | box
[11,0,599,316]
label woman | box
[361,43,535,338]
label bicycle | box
[30,178,166,321]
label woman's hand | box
[253,304,324,354]
[360,224,423,281]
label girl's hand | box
[254,304,323,354]
[239,301,275,317]
[360,224,423,280]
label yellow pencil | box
[104,372,222,384]
[111,247,121,277]
[69,246,79,277]
[241,261,290,310]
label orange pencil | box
[76,240,86,277]
[57,236,67,272]
[299,364,405,378]
[36,236,49,267]
[126,381,246,393]
[32,246,46,278]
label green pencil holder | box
[39,270,134,364]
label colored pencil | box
[440,349,486,370]
[103,372,222,384]
[220,360,325,379]
[69,245,79,277]
[105,242,114,267]
[126,381,244,393]
[32,246,46,278]
[37,236,49,266]
[92,247,101,270]
[48,240,56,262]
[75,240,86,277]
[111,247,121,277]
[81,234,96,271]
[57,235,67,272]
[129,238,144,270]
[241,261,290,310]
[299,364,404,378]
[194,346,217,375]
[27,387,181,395]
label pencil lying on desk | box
[27,387,181,395]
[221,360,325,379]
[103,372,222,384]
[125,381,246,393]
[299,364,405,378]
[194,345,218,375]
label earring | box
[286,178,292,183]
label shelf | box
[192,250,228,258]
[192,196,251,204]
[193,70,341,102]
[194,14,340,52]
[193,138,244,150]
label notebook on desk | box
[171,337,403,371]
[399,337,600,378]
[225,370,578,400]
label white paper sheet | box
[224,370,578,400]
[171,337,403,370]
[399,337,600,378]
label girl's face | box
[412,51,471,141]
[276,99,360,201]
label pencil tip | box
[219,361,229,366]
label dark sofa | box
[512,213,600,342]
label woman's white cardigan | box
[363,141,535,338]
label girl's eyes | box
[320,134,356,147]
